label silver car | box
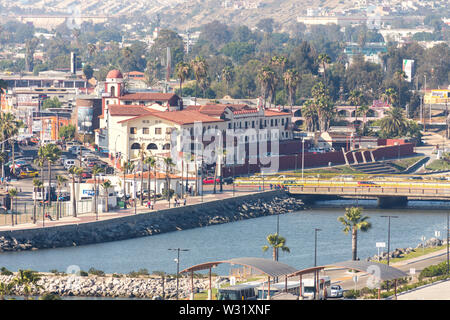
[330,285,344,298]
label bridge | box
[235,178,450,207]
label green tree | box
[337,207,372,261]
[56,175,67,220]
[83,64,94,79]
[101,180,112,213]
[257,66,276,107]
[283,69,300,108]
[262,233,290,261]
[42,144,61,206]
[58,124,76,141]
[12,269,42,300]
[190,56,208,103]
[380,106,408,138]
[175,62,191,102]
[8,188,17,226]
[0,281,13,300]
[318,53,331,84]
[221,66,234,96]
[42,97,62,109]
[163,157,175,207]
[144,155,157,205]
[92,165,104,218]
[32,178,43,224]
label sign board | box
[409,268,416,275]
[402,59,414,82]
[421,236,426,242]
[230,276,236,286]
[376,242,386,248]
[435,231,441,238]
[82,190,95,196]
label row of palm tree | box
[0,269,42,300]
[0,112,23,178]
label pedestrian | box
[183,197,186,206]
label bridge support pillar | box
[342,148,349,166]
[352,152,358,164]
[370,151,375,162]
[361,151,367,164]
[377,196,408,208]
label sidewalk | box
[0,186,267,231]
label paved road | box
[396,279,450,300]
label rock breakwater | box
[0,191,304,253]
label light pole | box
[301,138,305,180]
[381,215,398,266]
[168,248,190,300]
[314,228,321,300]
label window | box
[155,128,162,135]
[130,127,137,134]
[271,119,274,127]
[252,121,255,128]
[228,123,232,129]
[143,127,149,134]
[282,118,285,125]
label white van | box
[64,159,76,170]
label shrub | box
[88,268,105,277]
[0,267,13,276]
[79,270,89,277]
[39,293,61,300]
[419,262,448,280]
[128,269,149,277]
[343,289,360,299]
[112,273,122,278]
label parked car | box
[64,159,76,170]
[81,171,92,179]
[223,177,234,185]
[203,177,220,184]
[329,285,344,298]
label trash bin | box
[118,201,125,209]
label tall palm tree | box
[32,178,43,224]
[175,62,191,102]
[337,207,372,261]
[0,112,21,178]
[393,70,407,108]
[69,166,83,217]
[283,69,300,110]
[221,66,234,96]
[122,160,134,207]
[348,89,364,124]
[258,66,276,108]
[163,157,175,207]
[138,145,147,206]
[56,175,67,220]
[87,43,97,59]
[144,155,156,204]
[92,165,104,218]
[8,188,17,226]
[43,143,61,206]
[12,269,42,300]
[101,180,112,213]
[382,88,397,107]
[262,233,290,261]
[190,56,208,105]
[318,53,331,84]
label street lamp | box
[314,228,321,300]
[301,138,305,180]
[381,215,398,266]
[168,248,190,300]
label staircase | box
[350,162,399,174]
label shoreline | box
[0,190,305,253]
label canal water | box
[0,200,448,276]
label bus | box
[256,281,301,300]
[256,277,331,300]
[302,276,331,300]
[217,282,262,300]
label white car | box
[330,285,344,298]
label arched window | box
[110,86,116,97]
[162,143,171,150]
[131,143,141,150]
[147,143,158,150]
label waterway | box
[0,200,448,276]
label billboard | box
[77,105,93,134]
[402,59,414,82]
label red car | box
[81,172,92,179]
[203,177,220,184]
[357,181,380,187]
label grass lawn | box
[426,159,450,171]
[388,156,426,171]
[377,245,446,265]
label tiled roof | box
[106,69,123,79]
[116,109,224,125]
[264,110,291,117]
[120,93,178,101]
[108,104,153,116]
[185,104,251,117]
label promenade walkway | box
[0,185,269,232]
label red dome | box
[106,69,123,79]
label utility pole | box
[168,248,190,300]
[381,215,398,266]
[314,228,321,300]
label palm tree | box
[69,166,83,217]
[0,281,13,300]
[190,56,208,105]
[258,66,276,107]
[283,69,300,110]
[92,165,104,218]
[122,160,134,207]
[318,53,331,84]
[163,157,175,207]
[144,155,156,204]
[87,43,97,59]
[175,62,191,102]
[43,144,61,206]
[221,66,234,96]
[12,269,42,300]
[393,70,407,108]
[382,88,397,107]
[101,180,112,213]
[138,145,147,206]
[380,106,408,138]
[56,175,67,220]
[348,89,364,124]
[0,112,21,178]
[8,188,17,226]
[32,178,43,224]
[337,207,372,261]
[262,233,290,261]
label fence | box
[0,199,94,227]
